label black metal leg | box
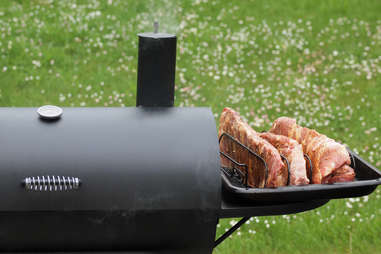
[214,216,251,248]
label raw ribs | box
[259,132,310,185]
[219,108,287,188]
[269,117,355,184]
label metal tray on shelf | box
[219,133,381,204]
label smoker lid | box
[0,107,221,212]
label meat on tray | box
[322,165,355,184]
[259,132,310,186]
[219,108,287,188]
[269,117,355,184]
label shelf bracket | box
[214,216,251,248]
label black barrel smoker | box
[0,28,380,254]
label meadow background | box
[0,0,380,253]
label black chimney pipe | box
[136,25,177,107]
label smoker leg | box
[214,216,251,248]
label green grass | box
[0,0,380,253]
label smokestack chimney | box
[136,22,177,107]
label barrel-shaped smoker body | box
[0,107,221,253]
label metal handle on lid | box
[22,176,81,191]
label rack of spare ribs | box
[219,131,376,203]
[0,25,379,254]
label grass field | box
[0,0,380,253]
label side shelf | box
[219,191,330,218]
